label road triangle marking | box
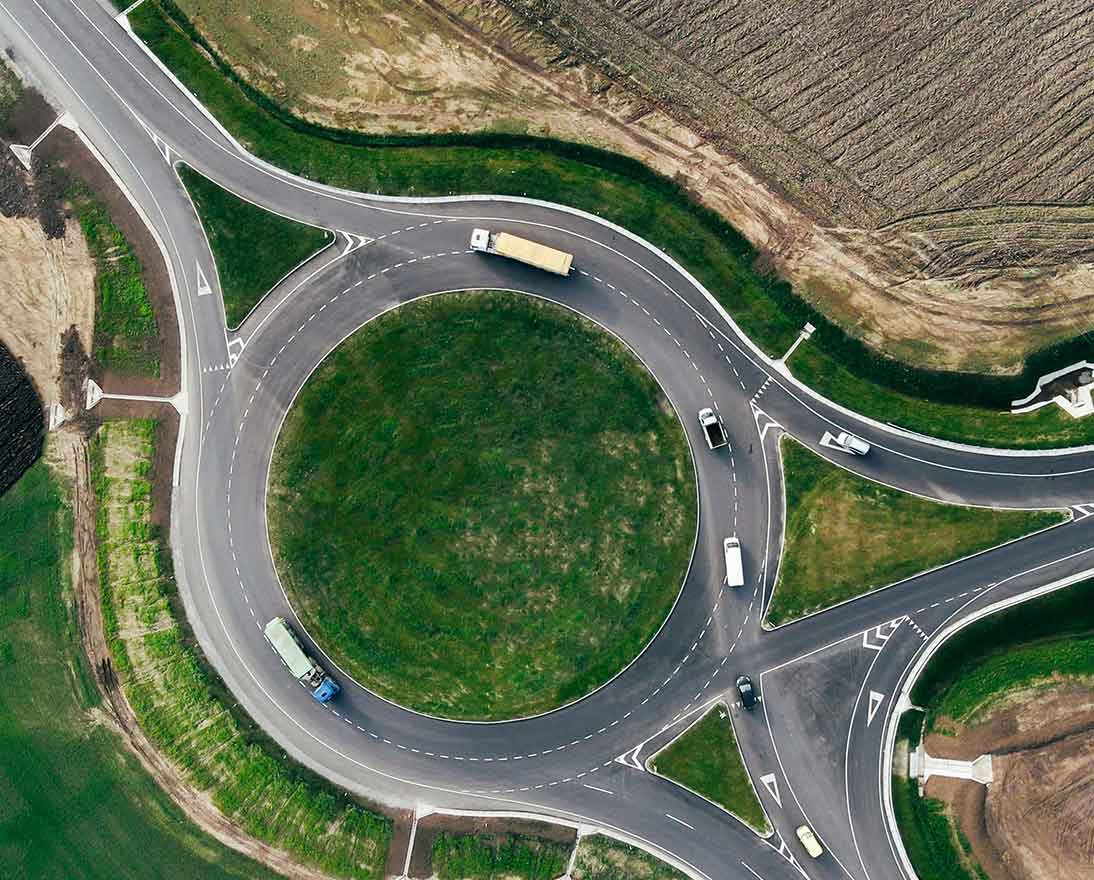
[613,744,645,772]
[868,691,886,727]
[196,262,212,297]
[759,772,781,807]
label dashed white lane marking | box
[212,248,755,786]
[665,813,695,830]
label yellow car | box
[796,824,824,859]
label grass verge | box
[126,0,1094,449]
[891,779,988,880]
[67,178,161,377]
[430,832,570,880]
[0,449,276,879]
[910,577,1094,729]
[571,835,688,880]
[268,291,695,720]
[768,438,1066,625]
[93,419,392,879]
[177,165,332,328]
[650,704,769,834]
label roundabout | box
[266,290,697,721]
[12,6,1094,876]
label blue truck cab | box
[311,676,341,703]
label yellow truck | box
[470,228,574,276]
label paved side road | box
[3,2,1091,879]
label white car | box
[836,431,871,455]
[796,824,824,858]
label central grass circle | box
[268,291,696,720]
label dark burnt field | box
[0,341,43,497]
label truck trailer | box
[264,617,341,703]
[469,228,574,276]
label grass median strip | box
[571,835,688,880]
[430,832,570,880]
[178,165,332,328]
[650,703,769,834]
[268,291,695,720]
[93,420,392,879]
[0,449,276,879]
[70,180,161,377]
[768,438,1067,626]
[127,0,1094,449]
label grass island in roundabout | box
[267,291,697,721]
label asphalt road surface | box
[5,2,1094,878]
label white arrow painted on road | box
[196,262,213,297]
[338,230,373,257]
[867,690,886,727]
[614,744,646,772]
[759,772,781,807]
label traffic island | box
[649,703,770,835]
[767,437,1067,626]
[178,165,333,328]
[267,291,696,721]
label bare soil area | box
[170,0,1094,372]
[924,682,1094,880]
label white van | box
[724,536,744,587]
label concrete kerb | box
[115,10,1094,460]
[880,566,1094,880]
[415,805,709,880]
[255,287,704,728]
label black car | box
[736,675,758,710]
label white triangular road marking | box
[867,691,886,727]
[196,262,212,296]
[759,772,781,807]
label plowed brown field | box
[166,0,1094,370]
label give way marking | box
[867,691,886,727]
[759,772,782,807]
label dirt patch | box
[924,682,1094,880]
[408,814,576,878]
[0,213,95,404]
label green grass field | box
[126,0,1094,449]
[911,577,1094,728]
[0,452,278,880]
[430,833,570,880]
[93,420,391,879]
[68,182,160,377]
[571,835,687,880]
[268,292,695,720]
[650,704,769,834]
[768,438,1066,625]
[178,166,331,328]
